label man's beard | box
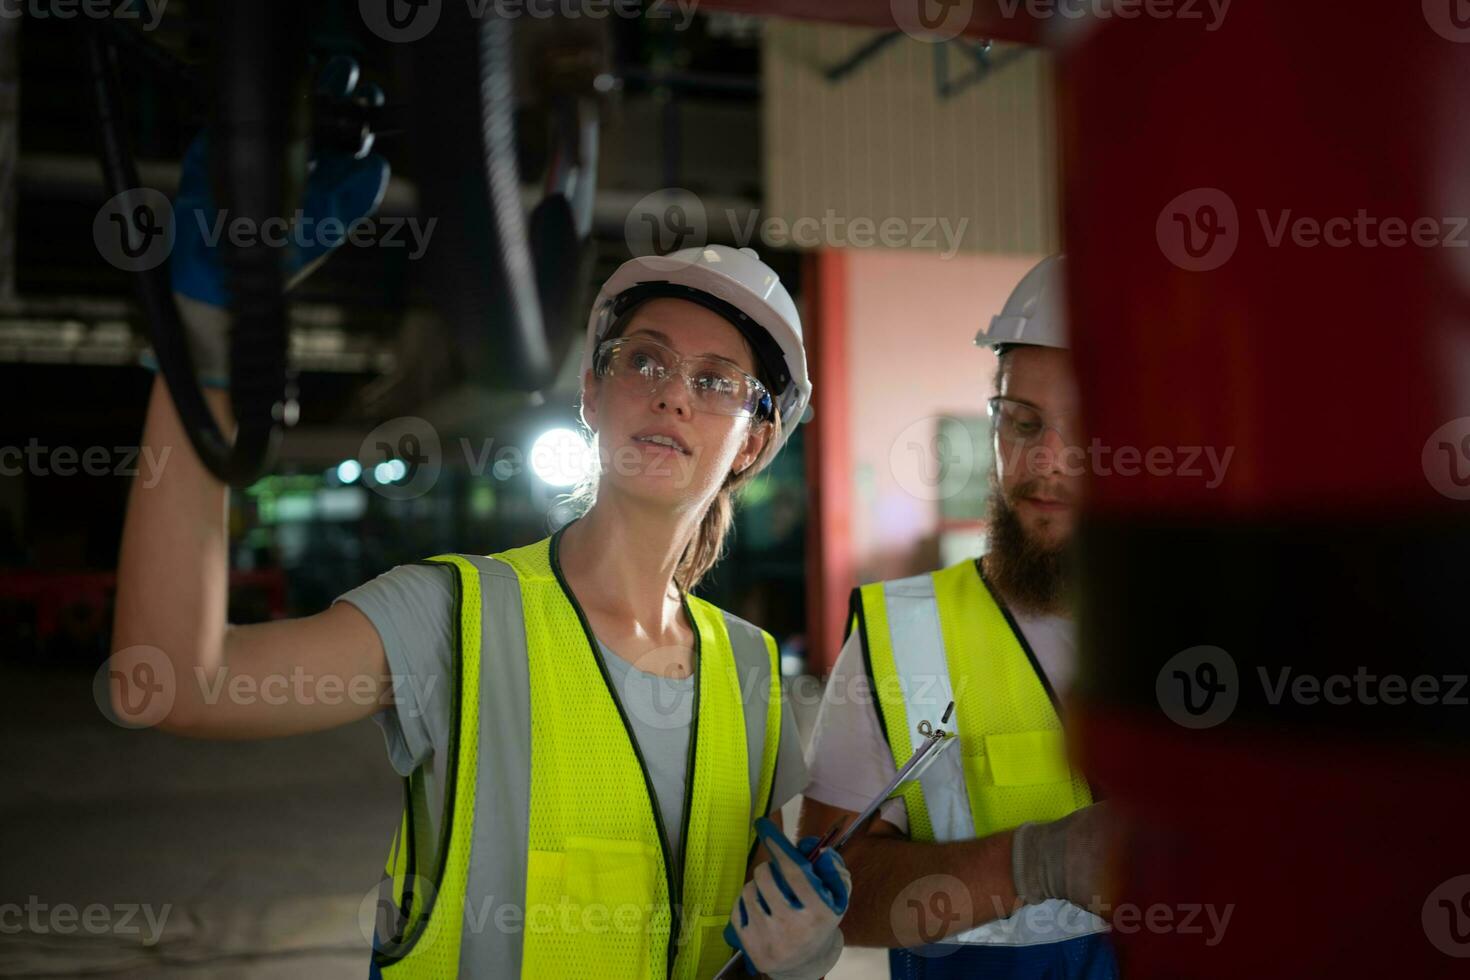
[982,474,1072,616]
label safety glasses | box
[594,336,772,420]
[986,396,1082,446]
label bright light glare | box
[530,427,593,488]
[336,459,362,484]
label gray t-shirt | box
[337,561,807,870]
[594,639,693,872]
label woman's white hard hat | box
[581,245,813,453]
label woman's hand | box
[724,817,852,980]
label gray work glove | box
[1010,801,1116,910]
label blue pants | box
[888,932,1119,980]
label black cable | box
[85,10,297,487]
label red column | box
[1060,5,1470,977]
[803,249,854,675]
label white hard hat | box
[975,254,1069,351]
[581,245,812,453]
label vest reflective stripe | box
[856,559,1105,947]
[373,533,780,978]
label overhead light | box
[530,427,593,488]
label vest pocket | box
[686,911,736,978]
[522,837,660,979]
[967,729,1083,832]
[983,730,1072,786]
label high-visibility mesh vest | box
[851,558,1104,947]
[372,534,782,978]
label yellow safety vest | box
[372,534,782,978]
[852,558,1092,844]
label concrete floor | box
[2,666,886,979]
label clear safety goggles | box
[986,396,1083,446]
[594,336,773,420]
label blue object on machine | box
[171,57,390,309]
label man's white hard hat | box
[975,254,1070,351]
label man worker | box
[798,255,1119,979]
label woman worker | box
[110,92,850,979]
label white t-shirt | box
[802,608,1075,834]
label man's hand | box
[1010,802,1118,912]
[724,817,852,980]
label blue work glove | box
[723,817,852,980]
[149,55,391,387]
